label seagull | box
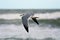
[20,13,39,32]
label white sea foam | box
[34,12,60,19]
[0,12,60,19]
[0,24,60,40]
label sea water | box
[0,20,60,40]
[0,10,60,40]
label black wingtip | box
[37,24,39,25]
[25,27,29,32]
[25,28,29,33]
[24,25,29,33]
[27,30,29,32]
[37,23,39,25]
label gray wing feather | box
[22,17,28,32]
[22,13,34,32]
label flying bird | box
[20,13,39,32]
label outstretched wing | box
[22,13,34,32]
[32,18,39,25]
[22,17,29,32]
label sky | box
[0,0,60,9]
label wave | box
[0,19,21,25]
[29,19,60,27]
[0,37,56,40]
[0,12,60,19]
[0,19,60,28]
[0,23,59,40]
[0,9,60,13]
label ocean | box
[0,9,60,40]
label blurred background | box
[0,0,60,40]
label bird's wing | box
[22,17,29,32]
[22,13,34,32]
[32,18,39,25]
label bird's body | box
[21,13,39,32]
